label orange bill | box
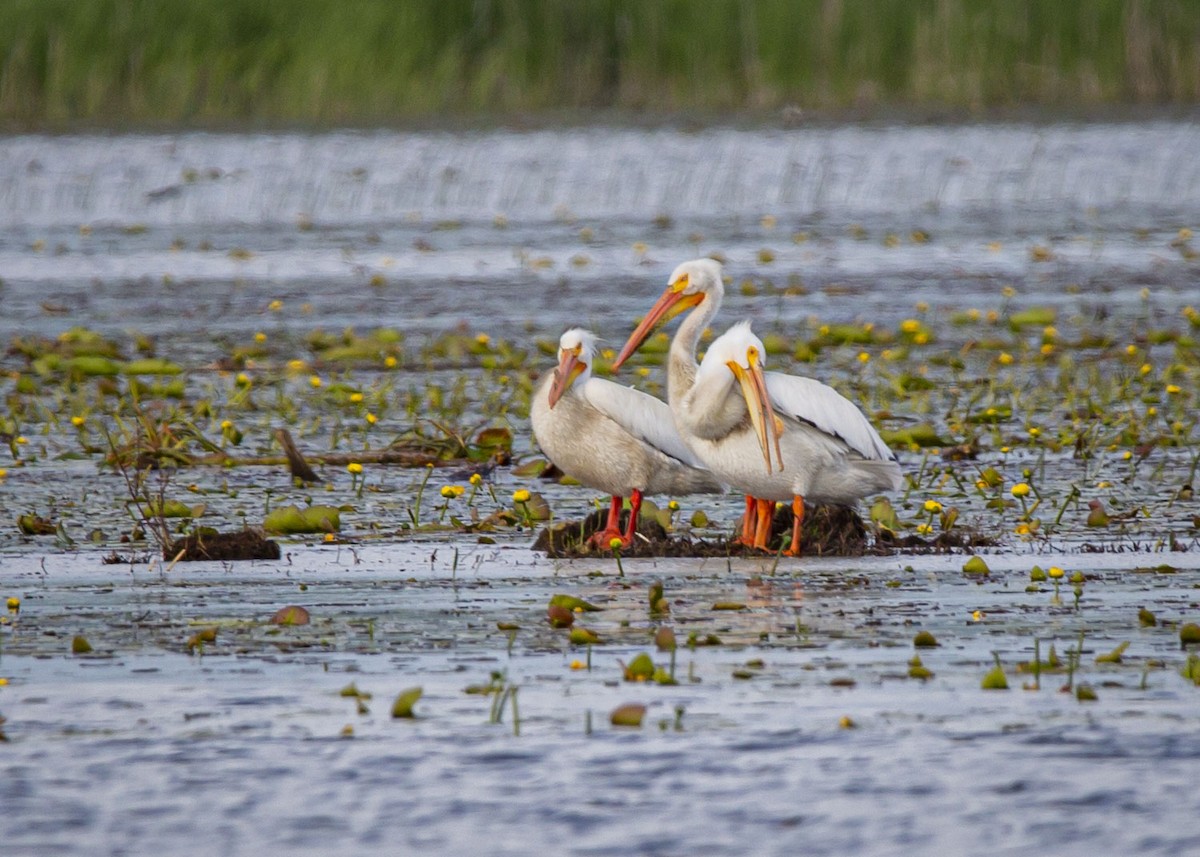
[548,346,586,408]
[612,274,704,371]
[728,349,784,474]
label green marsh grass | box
[3,0,1200,128]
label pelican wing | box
[581,378,709,469]
[764,372,895,462]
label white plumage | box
[614,259,902,554]
[687,322,902,549]
[531,328,721,548]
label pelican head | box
[548,327,597,408]
[701,321,785,474]
[613,257,725,370]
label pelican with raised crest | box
[531,328,722,549]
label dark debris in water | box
[165,529,281,562]
[535,504,994,558]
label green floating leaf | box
[610,703,646,728]
[568,627,601,645]
[981,665,1008,690]
[186,627,217,653]
[878,424,945,448]
[263,504,341,534]
[908,656,934,680]
[621,653,655,682]
[511,459,548,478]
[548,594,601,612]
[870,498,900,532]
[1180,623,1200,646]
[1075,683,1098,701]
[270,605,310,626]
[339,683,371,699]
[473,426,513,453]
[18,515,57,535]
[962,556,990,575]
[140,499,205,519]
[654,626,676,652]
[977,467,1005,488]
[1008,307,1057,330]
[1095,641,1130,664]
[546,605,574,628]
[64,355,121,377]
[712,601,746,611]
[122,358,183,376]
[966,406,1012,425]
[72,635,94,654]
[391,687,423,718]
[913,630,939,648]
[1138,608,1157,627]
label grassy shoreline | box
[3,0,1199,129]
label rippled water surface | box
[2,121,1200,855]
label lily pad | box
[270,605,310,626]
[391,687,423,718]
[610,703,647,727]
[263,505,341,534]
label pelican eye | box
[671,273,690,293]
[747,346,759,363]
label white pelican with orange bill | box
[684,321,902,554]
[531,328,722,549]
[612,258,901,554]
[611,257,772,545]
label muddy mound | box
[166,529,281,562]
[534,504,870,558]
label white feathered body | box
[678,362,902,504]
[532,371,722,499]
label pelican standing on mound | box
[613,258,901,554]
[531,328,722,549]
[683,321,902,555]
[612,258,771,545]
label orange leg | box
[735,495,757,545]
[784,495,805,557]
[752,498,774,551]
[589,495,626,548]
[619,488,643,548]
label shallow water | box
[3,547,1200,856]
[1,122,1198,347]
[2,121,1200,854]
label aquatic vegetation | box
[962,556,990,576]
[391,687,423,719]
[609,703,646,728]
[913,631,939,648]
[981,653,1008,690]
[270,606,311,626]
[263,505,342,535]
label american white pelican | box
[683,321,902,554]
[612,258,771,545]
[613,258,901,554]
[531,328,721,548]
